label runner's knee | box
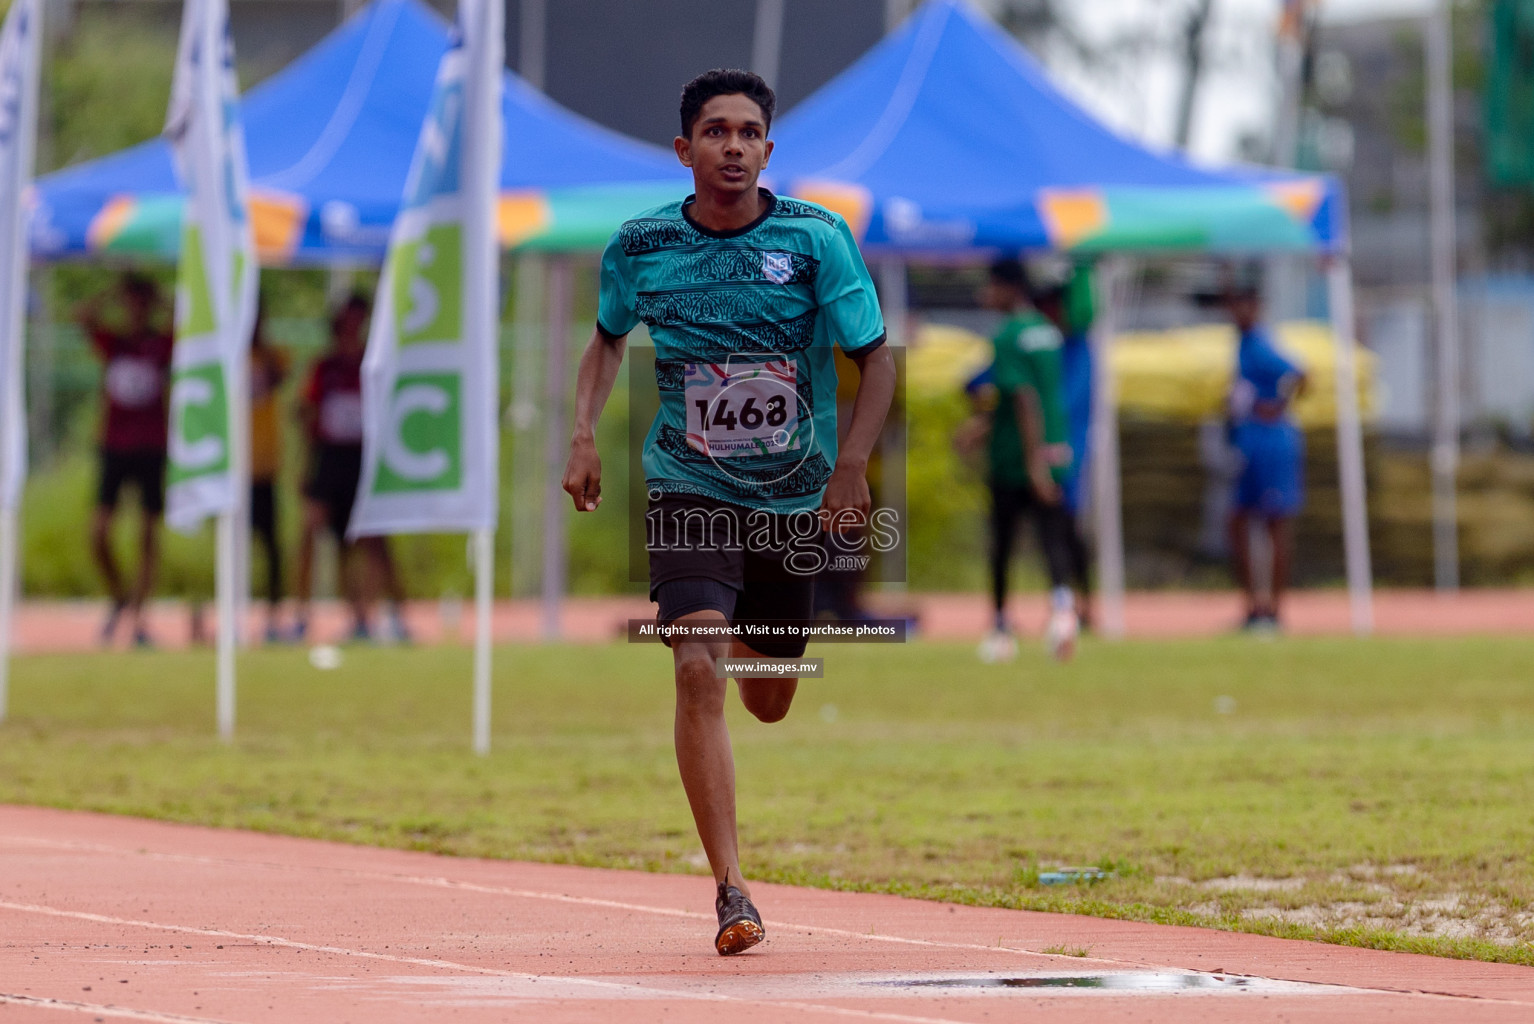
[739,679,796,723]
[675,650,726,713]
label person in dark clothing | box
[79,272,173,647]
[293,294,409,643]
[249,302,290,642]
[970,259,1079,663]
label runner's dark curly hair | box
[679,69,776,139]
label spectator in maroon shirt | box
[291,294,409,643]
[79,272,173,647]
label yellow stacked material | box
[904,322,994,397]
[907,320,1375,427]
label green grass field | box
[3,636,1533,964]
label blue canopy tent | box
[30,0,685,266]
[767,0,1371,634]
[768,0,1344,257]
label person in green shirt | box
[974,258,1079,662]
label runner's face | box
[979,280,1019,313]
[1228,294,1260,331]
[333,309,366,354]
[676,94,773,196]
[123,290,154,332]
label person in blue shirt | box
[1222,278,1308,630]
[562,69,896,956]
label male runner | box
[1222,277,1307,630]
[975,259,1078,663]
[562,68,895,955]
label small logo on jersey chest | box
[762,252,793,285]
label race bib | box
[320,391,365,444]
[684,359,798,458]
[104,357,164,409]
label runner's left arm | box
[821,344,896,530]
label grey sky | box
[975,0,1432,164]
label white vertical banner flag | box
[349,0,502,537]
[0,0,40,512]
[163,0,257,535]
[0,0,40,725]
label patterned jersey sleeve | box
[815,215,886,355]
[596,229,640,340]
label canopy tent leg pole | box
[1426,0,1460,592]
[1088,257,1128,640]
[472,526,493,755]
[1327,256,1374,635]
[878,259,908,346]
[510,254,545,598]
[540,258,573,640]
[876,259,908,566]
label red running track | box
[2,806,1532,1023]
[11,588,1534,652]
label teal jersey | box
[598,190,886,513]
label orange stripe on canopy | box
[1037,188,1108,250]
[249,190,308,265]
[791,179,874,240]
[1264,178,1326,225]
[86,195,137,251]
[498,191,552,249]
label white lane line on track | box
[0,992,238,1024]
[0,835,1120,960]
[6,834,1526,1009]
[0,900,973,1024]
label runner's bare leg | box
[672,612,798,899]
[293,500,324,628]
[92,507,126,608]
[130,514,159,632]
[733,637,797,723]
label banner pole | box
[0,0,39,724]
[472,527,493,755]
[0,504,15,723]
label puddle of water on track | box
[871,972,1323,995]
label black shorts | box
[98,448,166,516]
[648,493,818,659]
[251,479,277,539]
[303,444,363,540]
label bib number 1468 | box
[683,359,799,458]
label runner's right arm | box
[566,230,640,513]
[563,327,627,512]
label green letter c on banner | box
[169,365,230,483]
[376,373,462,493]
